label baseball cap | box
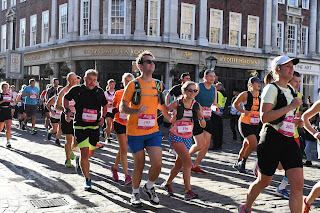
[248,77,262,86]
[271,55,299,71]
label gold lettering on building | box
[25,55,41,61]
[183,51,192,59]
[218,56,260,65]
[83,48,150,55]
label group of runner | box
[1,52,320,212]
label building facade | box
[0,0,319,104]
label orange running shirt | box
[122,77,162,136]
[240,91,260,125]
[113,89,127,126]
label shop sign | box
[6,50,24,79]
[83,48,151,55]
[25,55,41,61]
[294,64,320,73]
[218,55,261,65]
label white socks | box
[278,176,288,190]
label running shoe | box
[47,132,52,140]
[84,178,92,191]
[21,122,26,130]
[65,160,72,168]
[75,156,82,175]
[304,161,312,167]
[105,138,111,144]
[276,188,290,199]
[30,129,37,135]
[6,141,11,148]
[130,193,143,207]
[96,142,104,149]
[125,174,132,185]
[160,181,173,196]
[110,166,119,181]
[238,204,251,213]
[55,139,60,146]
[232,162,239,170]
[238,161,247,174]
[142,184,160,205]
[304,197,311,213]
[191,166,206,174]
[70,151,75,160]
[184,190,198,200]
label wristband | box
[200,117,204,121]
[313,132,320,140]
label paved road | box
[0,117,320,212]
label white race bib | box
[138,114,155,129]
[52,110,62,119]
[203,107,211,118]
[30,93,37,99]
[3,95,11,102]
[278,116,295,137]
[183,110,193,118]
[177,121,193,134]
[82,108,98,122]
[119,112,128,123]
[69,99,76,113]
[250,114,260,125]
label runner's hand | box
[289,97,302,109]
[197,108,204,119]
[169,109,177,123]
[244,110,250,116]
[138,105,148,114]
[98,117,104,126]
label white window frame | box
[180,3,196,41]
[302,0,309,9]
[229,12,242,47]
[301,26,308,55]
[278,0,285,3]
[277,21,284,53]
[19,18,25,48]
[108,0,126,36]
[147,0,161,37]
[287,24,297,55]
[209,8,223,45]
[42,10,49,44]
[2,0,7,10]
[59,3,68,40]
[10,0,15,6]
[247,15,259,48]
[80,0,90,37]
[20,0,26,2]
[1,24,6,51]
[288,0,298,7]
[30,14,37,46]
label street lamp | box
[205,56,217,71]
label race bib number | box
[52,110,62,119]
[3,95,11,102]
[82,108,98,122]
[69,99,76,112]
[203,107,212,118]
[278,116,295,137]
[30,93,37,99]
[250,114,260,125]
[119,112,128,123]
[177,120,193,134]
[138,114,155,129]
[294,113,300,119]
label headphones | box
[277,65,281,71]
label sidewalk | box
[0,117,319,212]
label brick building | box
[0,0,319,103]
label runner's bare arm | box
[46,97,55,112]
[120,100,147,115]
[15,93,21,103]
[55,89,65,111]
[302,100,320,136]
[159,103,176,123]
[233,91,248,115]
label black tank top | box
[0,93,11,107]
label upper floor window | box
[180,3,195,41]
[42,10,49,43]
[229,12,241,47]
[277,21,284,52]
[109,0,125,35]
[59,3,67,40]
[2,0,7,10]
[209,9,223,45]
[80,0,90,36]
[287,24,297,54]
[288,0,298,7]
[19,18,25,48]
[302,0,309,9]
[20,0,26,2]
[147,0,160,37]
[301,26,308,55]
[10,0,15,6]
[1,24,6,51]
[278,0,285,3]
[247,16,259,48]
[30,15,37,46]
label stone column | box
[90,0,100,39]
[309,0,317,57]
[197,0,208,46]
[313,75,319,101]
[166,63,174,89]
[102,0,108,39]
[73,0,79,40]
[133,0,146,40]
[317,0,320,54]
[67,0,74,41]
[66,60,76,73]
[271,0,278,52]
[162,0,179,43]
[195,65,203,83]
[49,0,57,44]
[49,62,59,78]
[263,0,272,53]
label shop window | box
[42,10,49,44]
[2,0,7,10]
[288,0,298,7]
[247,16,259,48]
[59,3,68,40]
[180,3,195,41]
[209,9,223,45]
[109,0,126,35]
[148,0,160,37]
[80,0,90,36]
[30,15,37,46]
[1,24,6,51]
[229,12,241,47]
[277,21,284,52]
[20,18,25,48]
[302,0,309,9]
[301,26,308,55]
[287,24,297,55]
[303,74,315,104]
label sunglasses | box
[143,60,155,64]
[185,88,198,93]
